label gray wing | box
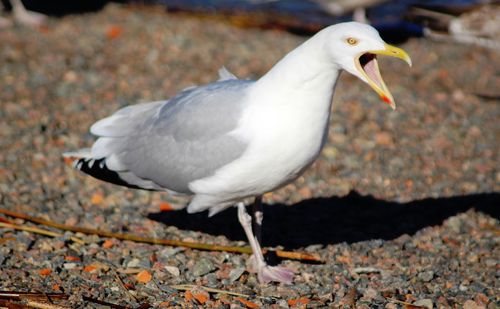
[89,79,253,193]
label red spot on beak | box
[381,95,392,105]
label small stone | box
[418,270,434,282]
[375,131,393,146]
[228,267,245,283]
[260,285,279,298]
[277,286,299,298]
[204,273,219,288]
[192,258,216,277]
[165,265,180,277]
[305,244,323,253]
[158,247,182,259]
[276,299,289,308]
[413,299,433,309]
[126,258,141,268]
[298,187,312,199]
[63,263,78,270]
[463,300,484,309]
[353,267,381,274]
[446,216,462,233]
[363,288,378,300]
[292,283,312,296]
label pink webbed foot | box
[258,265,294,284]
[248,254,294,284]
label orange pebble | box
[159,202,173,211]
[83,265,97,272]
[91,193,104,205]
[39,268,52,276]
[136,270,152,283]
[106,25,123,39]
[65,255,81,262]
[102,239,114,249]
[288,297,310,307]
[235,297,259,309]
[185,290,194,302]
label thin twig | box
[0,291,68,301]
[0,292,71,309]
[0,208,322,262]
[0,237,16,244]
[0,222,85,245]
[25,300,71,309]
[0,298,29,309]
[386,297,427,308]
[114,273,139,303]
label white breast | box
[189,79,336,200]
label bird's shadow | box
[148,191,499,250]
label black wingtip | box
[74,157,154,191]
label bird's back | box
[69,79,254,194]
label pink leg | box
[237,202,294,284]
[11,0,46,27]
[0,2,12,28]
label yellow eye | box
[346,37,358,45]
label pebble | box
[418,270,434,282]
[164,265,180,277]
[463,300,485,309]
[63,263,78,270]
[353,267,381,274]
[126,258,142,268]
[192,258,216,277]
[413,299,433,309]
[228,267,245,283]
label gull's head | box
[325,22,412,109]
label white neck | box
[253,29,341,108]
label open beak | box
[355,43,412,110]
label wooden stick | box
[0,222,85,245]
[25,300,71,309]
[0,291,68,300]
[0,237,16,244]
[386,297,427,308]
[0,291,70,309]
[0,208,322,262]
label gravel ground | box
[0,4,499,308]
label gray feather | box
[90,79,253,193]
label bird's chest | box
[239,95,333,188]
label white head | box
[322,22,412,109]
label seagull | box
[64,22,411,284]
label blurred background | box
[2,0,500,44]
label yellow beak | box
[355,43,412,110]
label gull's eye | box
[346,37,358,46]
